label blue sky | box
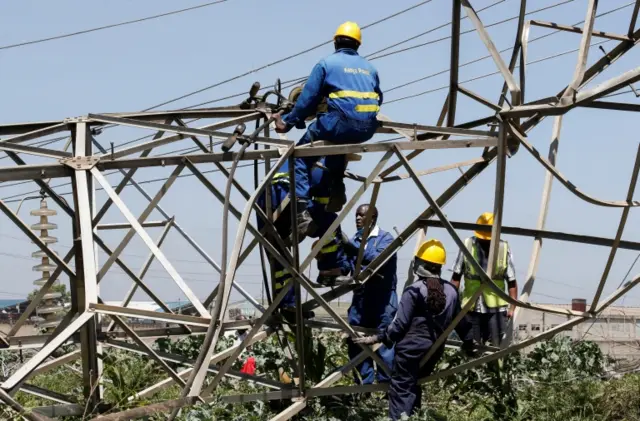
[0,0,639,309]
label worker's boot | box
[317,268,352,287]
[288,201,316,244]
[326,181,347,213]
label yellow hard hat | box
[334,21,362,44]
[415,239,446,266]
[474,212,494,240]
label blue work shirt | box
[283,48,383,129]
[274,158,331,200]
[383,278,473,352]
[349,227,397,306]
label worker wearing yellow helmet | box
[450,212,519,347]
[353,239,475,420]
[273,21,383,237]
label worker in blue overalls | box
[257,157,351,321]
[272,21,382,235]
[353,239,476,420]
[342,204,397,386]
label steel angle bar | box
[301,151,393,271]
[30,351,81,377]
[630,0,640,36]
[529,19,629,42]
[0,142,71,159]
[377,97,450,182]
[182,149,292,401]
[418,316,587,385]
[7,248,74,337]
[0,162,68,182]
[302,149,498,313]
[107,219,174,332]
[92,118,171,223]
[100,148,281,171]
[448,0,461,127]
[511,123,640,207]
[106,339,285,390]
[200,284,295,396]
[108,316,187,388]
[580,100,640,112]
[96,164,185,282]
[96,220,168,230]
[595,273,640,313]
[293,137,497,158]
[377,120,495,137]
[32,404,83,418]
[457,86,502,112]
[268,349,372,421]
[102,108,258,122]
[393,143,589,320]
[0,387,55,421]
[420,220,640,251]
[91,303,210,327]
[382,157,485,182]
[89,113,235,142]
[0,199,75,279]
[90,168,209,317]
[2,312,93,391]
[129,330,273,401]
[460,0,521,104]
[517,115,562,314]
[103,113,261,159]
[565,0,599,98]
[521,27,640,132]
[19,384,77,405]
[93,142,261,313]
[590,144,640,310]
[0,122,67,144]
[508,66,640,118]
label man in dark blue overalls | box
[342,204,397,386]
[353,239,475,420]
[273,21,382,235]
[257,157,351,321]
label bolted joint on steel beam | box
[60,156,100,170]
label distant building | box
[515,299,640,362]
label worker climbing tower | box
[30,195,63,333]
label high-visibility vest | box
[461,238,509,308]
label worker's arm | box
[282,61,326,131]
[374,71,383,105]
[505,246,518,318]
[382,286,418,344]
[450,249,465,290]
[357,231,394,266]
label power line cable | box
[0,0,232,51]
[142,0,436,111]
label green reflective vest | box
[461,237,509,309]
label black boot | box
[325,181,347,213]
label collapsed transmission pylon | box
[0,1,639,420]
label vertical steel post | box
[287,155,305,394]
[70,121,102,408]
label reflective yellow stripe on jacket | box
[461,238,509,309]
[329,90,380,100]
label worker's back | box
[391,278,468,360]
[321,49,381,122]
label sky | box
[0,0,639,311]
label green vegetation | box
[2,332,639,420]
